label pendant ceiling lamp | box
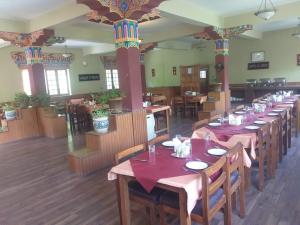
[292,17,300,38]
[254,0,277,20]
[62,45,72,58]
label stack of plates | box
[245,125,260,130]
[235,111,245,114]
[208,122,222,127]
[254,120,267,125]
[162,141,175,147]
[267,112,279,116]
[207,148,227,156]
[185,161,208,170]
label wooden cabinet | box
[180,64,209,95]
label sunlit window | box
[106,69,119,90]
[45,69,71,96]
[21,69,31,95]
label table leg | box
[179,189,191,225]
[117,175,131,225]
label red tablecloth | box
[129,139,222,192]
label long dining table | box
[108,94,298,225]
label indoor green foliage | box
[30,93,51,107]
[2,104,15,111]
[108,89,122,99]
[96,92,110,105]
[14,92,30,108]
[91,108,109,119]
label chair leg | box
[267,148,272,178]
[149,206,157,225]
[224,201,231,225]
[244,167,251,191]
[239,187,246,218]
[258,152,265,192]
[159,206,166,225]
[231,192,237,210]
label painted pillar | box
[24,46,46,95]
[215,39,230,111]
[113,19,143,111]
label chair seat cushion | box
[160,188,224,216]
[129,181,165,204]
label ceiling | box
[187,0,300,16]
[0,0,75,20]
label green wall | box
[0,46,106,102]
[229,27,300,84]
[144,42,216,88]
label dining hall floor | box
[0,116,300,225]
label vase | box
[93,117,109,133]
[5,110,16,120]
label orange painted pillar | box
[24,46,47,95]
[215,39,231,111]
[114,19,143,111]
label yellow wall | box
[144,43,216,87]
[230,27,300,83]
[0,46,106,102]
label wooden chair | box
[249,122,271,191]
[287,107,292,148]
[296,99,300,137]
[151,95,167,105]
[115,144,165,225]
[172,96,185,117]
[225,143,245,223]
[280,110,288,159]
[148,134,170,146]
[159,156,229,225]
[269,117,281,178]
[192,118,209,131]
[209,113,223,122]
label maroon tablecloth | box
[129,139,223,192]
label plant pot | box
[108,97,123,113]
[210,83,222,92]
[93,117,109,133]
[5,110,16,120]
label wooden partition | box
[68,109,147,175]
[146,86,180,105]
[0,108,40,144]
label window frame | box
[44,68,71,96]
[105,68,119,90]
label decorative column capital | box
[215,39,229,56]
[113,19,139,49]
[24,46,43,65]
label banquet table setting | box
[108,92,299,225]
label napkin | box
[229,114,243,126]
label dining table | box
[108,139,227,225]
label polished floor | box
[0,116,300,225]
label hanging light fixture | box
[62,45,72,58]
[254,0,277,20]
[292,17,300,38]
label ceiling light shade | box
[254,0,276,20]
[62,45,72,58]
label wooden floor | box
[0,116,300,225]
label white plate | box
[185,161,208,170]
[272,109,284,112]
[208,122,222,127]
[171,153,187,158]
[285,101,294,104]
[162,141,174,147]
[245,125,260,130]
[207,148,227,156]
[268,113,279,116]
[235,111,245,114]
[254,120,267,125]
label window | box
[45,69,71,96]
[21,69,31,95]
[106,69,119,90]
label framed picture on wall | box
[297,54,300,66]
[251,51,265,62]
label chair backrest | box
[148,133,170,145]
[257,122,271,150]
[271,117,281,153]
[225,143,244,191]
[200,156,227,218]
[115,144,146,165]
[192,119,209,131]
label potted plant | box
[108,89,123,113]
[2,104,16,120]
[91,108,109,133]
[14,92,30,109]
